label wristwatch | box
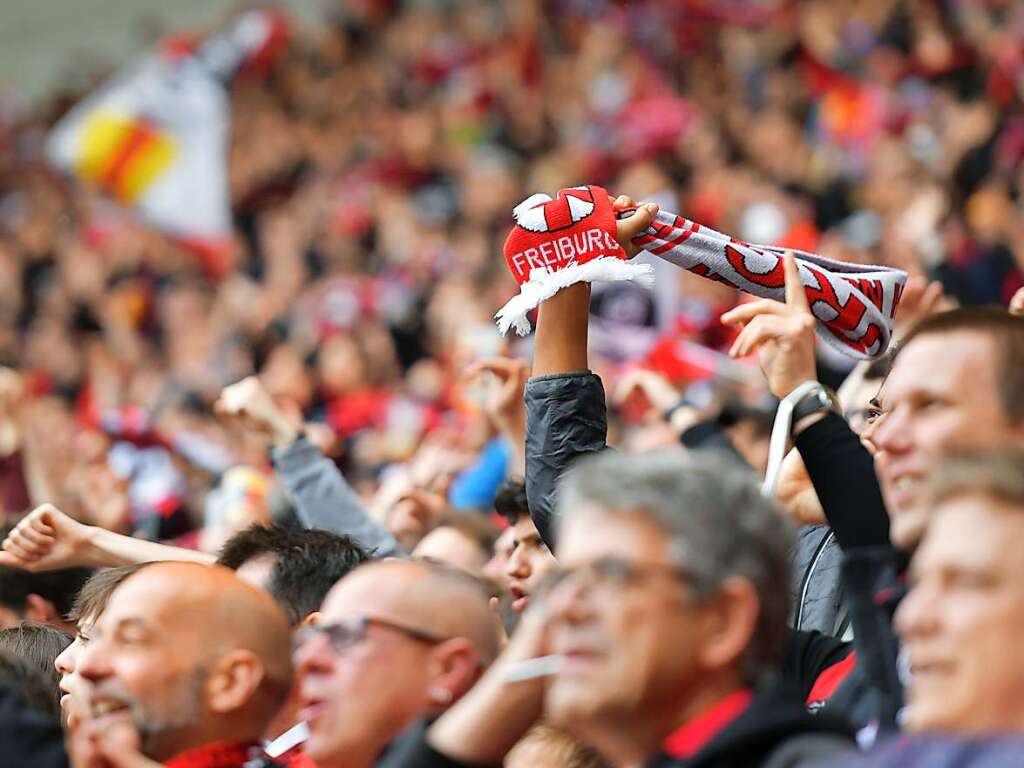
[789,383,840,435]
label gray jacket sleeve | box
[271,437,405,559]
[524,371,609,551]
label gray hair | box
[557,449,793,683]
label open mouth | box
[509,586,529,612]
[298,698,329,722]
[90,697,132,720]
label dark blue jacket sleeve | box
[524,372,608,551]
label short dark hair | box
[0,648,62,721]
[67,563,151,625]
[898,308,1024,423]
[494,478,529,525]
[0,623,71,718]
[0,566,94,619]
[216,524,371,624]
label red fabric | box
[276,745,318,768]
[807,651,857,705]
[662,689,754,760]
[502,185,625,285]
[165,741,261,768]
[326,389,392,438]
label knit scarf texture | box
[497,185,907,359]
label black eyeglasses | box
[534,556,695,601]
[296,616,448,654]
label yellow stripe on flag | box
[74,110,177,204]
[118,131,176,203]
[75,110,133,183]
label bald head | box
[324,559,499,665]
[78,562,293,761]
[119,562,293,688]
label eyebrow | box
[868,397,882,409]
[110,617,152,635]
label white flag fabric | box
[46,10,286,250]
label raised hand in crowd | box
[215,375,300,448]
[612,367,703,436]
[721,251,817,401]
[0,503,90,572]
[466,357,529,474]
[0,502,213,572]
[68,715,160,768]
[892,276,952,341]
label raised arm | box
[0,504,214,571]
[721,252,890,550]
[216,377,404,558]
[524,199,658,549]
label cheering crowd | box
[3,0,1024,766]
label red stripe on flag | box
[100,121,157,197]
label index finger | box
[782,251,810,312]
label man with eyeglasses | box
[293,558,500,768]
[376,450,855,768]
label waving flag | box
[46,10,288,267]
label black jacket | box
[377,686,854,768]
[523,372,903,736]
[681,420,848,639]
[0,684,68,768]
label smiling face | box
[54,618,95,729]
[896,492,1024,734]
[872,331,1024,550]
[74,576,212,761]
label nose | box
[294,630,334,675]
[54,640,78,677]
[871,407,910,456]
[505,546,531,581]
[859,413,884,454]
[545,572,593,626]
[75,638,113,685]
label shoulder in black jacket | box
[650,684,855,768]
[0,683,68,768]
[378,685,854,768]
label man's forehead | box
[321,565,413,619]
[915,496,1024,573]
[559,507,670,564]
[512,516,541,538]
[99,572,186,627]
[881,333,993,402]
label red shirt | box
[165,741,264,768]
[662,689,754,760]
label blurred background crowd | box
[1,0,1023,550]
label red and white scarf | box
[496,185,907,359]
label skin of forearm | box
[531,283,591,378]
[427,674,544,765]
[86,527,215,568]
